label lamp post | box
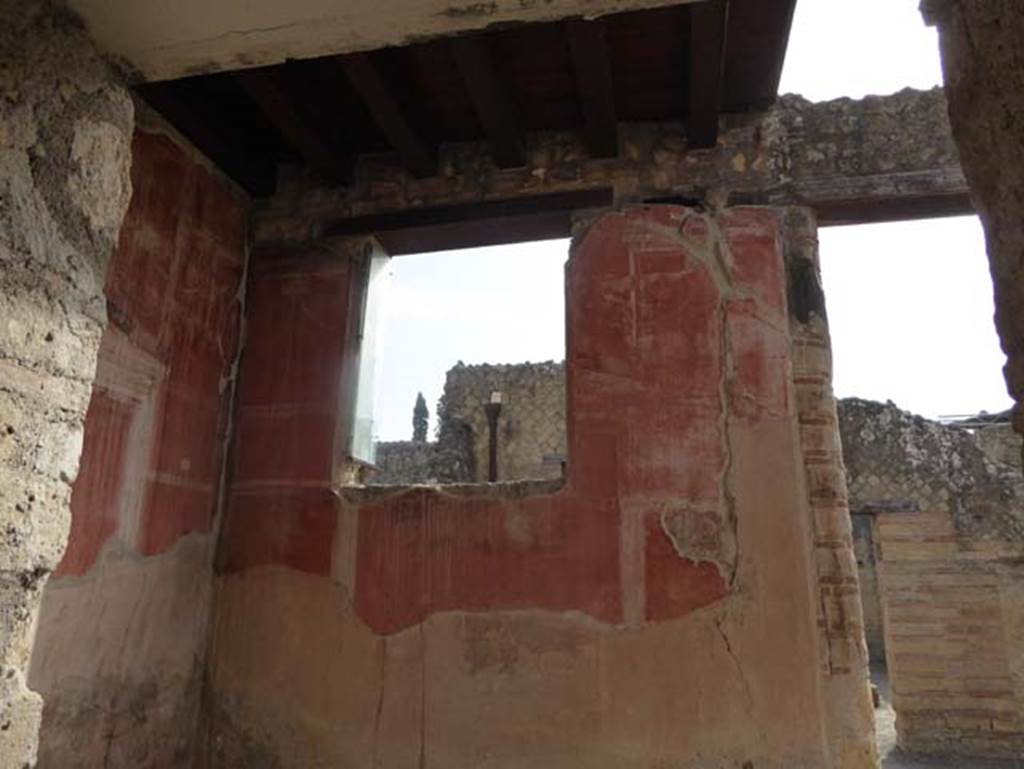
[484,391,502,482]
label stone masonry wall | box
[373,362,566,486]
[26,110,249,769]
[0,4,133,766]
[371,441,439,485]
[838,398,1024,759]
[437,362,565,483]
[257,87,967,246]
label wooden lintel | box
[337,52,437,178]
[322,188,613,254]
[687,0,730,148]
[450,35,526,169]
[566,18,619,158]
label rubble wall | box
[199,205,871,768]
[839,398,1024,758]
[0,4,133,766]
[27,117,249,768]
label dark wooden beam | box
[235,67,353,183]
[687,0,730,148]
[337,52,437,178]
[566,18,618,158]
[322,188,613,254]
[450,35,526,169]
[139,82,276,196]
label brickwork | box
[839,398,1024,759]
[782,209,878,769]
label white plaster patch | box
[66,118,132,236]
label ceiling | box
[134,0,797,197]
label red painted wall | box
[220,206,793,635]
[56,129,248,576]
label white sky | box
[372,0,1011,442]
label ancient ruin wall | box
[202,206,849,768]
[439,361,566,483]
[0,4,133,766]
[25,112,249,767]
[839,398,1024,758]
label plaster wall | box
[27,122,249,768]
[67,0,701,83]
[201,205,860,768]
[0,4,133,766]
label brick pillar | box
[0,2,133,766]
[783,208,878,769]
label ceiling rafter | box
[566,18,619,158]
[450,34,527,168]
[337,52,437,178]
[687,0,730,148]
[235,67,353,183]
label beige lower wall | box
[28,534,214,768]
[203,452,836,769]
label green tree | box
[412,392,429,442]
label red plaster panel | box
[60,129,248,574]
[222,206,797,634]
[644,512,729,620]
[219,488,338,575]
[56,391,133,577]
[354,490,622,634]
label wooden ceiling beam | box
[337,52,437,178]
[566,18,618,158]
[235,67,353,184]
[140,83,275,195]
[687,0,730,148]
[450,35,526,169]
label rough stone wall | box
[436,362,566,483]
[838,398,1024,758]
[371,362,566,485]
[370,441,439,485]
[203,206,851,768]
[975,421,1023,470]
[782,209,877,769]
[23,113,249,768]
[922,1,1024,451]
[0,4,133,766]
[256,87,968,245]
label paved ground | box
[871,664,1024,769]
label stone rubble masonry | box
[255,86,967,245]
[204,206,846,767]
[373,361,567,485]
[0,3,133,767]
[781,208,878,769]
[371,440,440,485]
[923,1,1024,455]
[839,397,1024,759]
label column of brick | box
[782,207,878,769]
